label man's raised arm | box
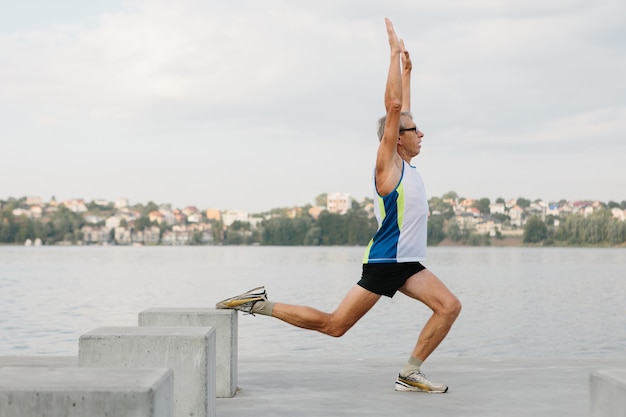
[400,39,412,114]
[376,18,404,195]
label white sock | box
[251,300,275,316]
[400,357,423,377]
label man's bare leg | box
[399,268,462,361]
[271,285,381,337]
[393,269,461,392]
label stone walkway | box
[217,356,623,417]
[1,355,622,416]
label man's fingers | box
[385,18,400,48]
[385,17,393,31]
[400,40,410,59]
[399,39,412,70]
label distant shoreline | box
[436,236,524,247]
[3,238,626,248]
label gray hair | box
[376,111,413,141]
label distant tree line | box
[226,209,378,246]
[0,197,380,246]
[546,209,626,246]
[2,195,626,247]
[0,203,85,245]
[0,197,166,245]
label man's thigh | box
[333,284,381,327]
[399,269,457,311]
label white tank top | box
[363,161,429,263]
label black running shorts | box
[358,262,427,298]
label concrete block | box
[0,366,173,417]
[79,326,215,417]
[591,368,626,417]
[139,308,237,397]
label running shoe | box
[395,371,448,393]
[215,286,267,315]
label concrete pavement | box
[2,355,623,416]
[217,356,624,417]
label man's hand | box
[385,18,401,55]
[400,40,412,73]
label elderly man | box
[217,18,461,393]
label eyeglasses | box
[399,127,418,133]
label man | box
[216,18,461,393]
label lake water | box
[1,246,625,359]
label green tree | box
[14,216,33,244]
[467,232,490,246]
[224,230,245,245]
[86,200,115,216]
[428,197,454,219]
[427,215,446,246]
[134,215,154,231]
[447,222,463,242]
[190,230,203,245]
[141,201,159,216]
[553,209,626,246]
[523,216,548,243]
[583,209,611,245]
[442,191,458,200]
[544,214,559,227]
[361,197,374,207]
[261,217,312,245]
[554,214,581,244]
[345,210,377,245]
[607,201,621,209]
[492,213,510,223]
[210,220,224,244]
[223,221,257,245]
[607,219,626,245]
[472,198,491,215]
[516,198,531,209]
[303,226,322,245]
[316,212,345,245]
[315,193,327,207]
[230,221,251,232]
[45,206,85,243]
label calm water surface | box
[1,246,625,359]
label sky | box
[1,0,625,212]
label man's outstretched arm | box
[376,18,404,196]
[400,39,412,114]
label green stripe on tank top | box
[396,181,405,230]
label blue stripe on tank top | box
[368,190,400,262]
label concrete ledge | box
[79,326,216,417]
[139,308,237,397]
[590,368,626,417]
[0,366,173,417]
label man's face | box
[399,117,424,156]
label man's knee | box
[324,316,353,338]
[443,295,462,320]
[327,326,348,338]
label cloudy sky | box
[2,0,625,212]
